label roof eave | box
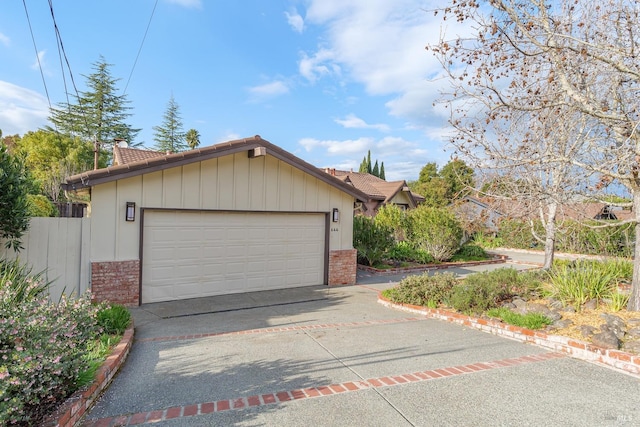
[62,136,369,202]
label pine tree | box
[372,160,379,177]
[153,95,187,152]
[379,162,385,180]
[49,56,140,153]
[366,150,372,174]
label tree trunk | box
[629,190,640,311]
[542,202,557,270]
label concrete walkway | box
[82,255,639,426]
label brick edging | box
[358,255,508,276]
[43,323,135,427]
[377,295,640,376]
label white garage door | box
[141,210,326,303]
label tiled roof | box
[324,169,417,205]
[113,145,166,165]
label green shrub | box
[0,290,101,425]
[374,204,406,242]
[451,244,487,261]
[383,272,457,307]
[387,241,434,264]
[471,232,503,249]
[496,218,541,250]
[97,304,131,335]
[553,258,632,283]
[353,215,394,266]
[449,268,522,314]
[405,206,463,262]
[545,260,616,310]
[496,218,634,257]
[25,194,56,217]
[486,307,552,329]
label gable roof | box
[113,145,166,165]
[323,169,422,206]
[63,136,368,202]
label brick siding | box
[328,249,357,286]
[91,260,140,306]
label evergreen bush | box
[405,206,462,262]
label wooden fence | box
[1,217,91,301]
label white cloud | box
[246,80,290,103]
[285,10,304,33]
[0,32,10,46]
[215,131,241,144]
[298,49,340,84]
[0,81,49,135]
[299,137,373,155]
[301,0,473,129]
[298,133,441,180]
[335,114,389,132]
[31,50,46,71]
[165,0,202,9]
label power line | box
[22,0,52,111]
[123,0,159,95]
[47,0,90,133]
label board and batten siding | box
[0,217,91,301]
[89,153,355,262]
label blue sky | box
[0,0,459,181]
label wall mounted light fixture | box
[126,202,136,222]
[332,208,339,223]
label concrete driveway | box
[83,257,639,426]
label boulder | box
[546,298,563,309]
[512,298,527,309]
[591,330,620,349]
[579,325,596,338]
[622,340,640,354]
[582,299,598,310]
[552,319,573,329]
[600,314,627,339]
[627,328,640,340]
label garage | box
[141,210,326,303]
[62,136,366,306]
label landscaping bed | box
[380,260,640,357]
[0,259,132,426]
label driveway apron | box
[83,260,639,427]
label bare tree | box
[429,0,640,309]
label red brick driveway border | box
[378,294,640,377]
[43,323,135,427]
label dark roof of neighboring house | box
[113,145,166,165]
[323,169,424,205]
[63,136,369,202]
[469,196,634,222]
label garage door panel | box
[142,210,326,303]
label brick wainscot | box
[328,249,357,286]
[91,260,140,306]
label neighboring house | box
[63,136,368,306]
[322,169,424,216]
[451,196,503,234]
[454,196,633,232]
